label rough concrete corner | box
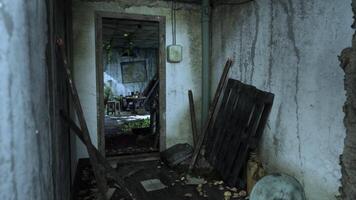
[339,1,356,199]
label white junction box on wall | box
[167,44,183,63]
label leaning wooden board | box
[204,79,274,187]
[56,38,135,200]
[189,59,233,171]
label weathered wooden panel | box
[204,79,274,187]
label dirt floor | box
[73,159,247,200]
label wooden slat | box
[220,86,257,172]
[188,90,199,146]
[208,81,241,166]
[227,102,264,185]
[188,59,233,171]
[57,39,109,200]
[56,39,136,200]
[205,79,237,160]
[217,88,256,178]
[202,79,274,187]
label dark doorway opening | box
[95,12,166,158]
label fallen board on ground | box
[161,143,193,167]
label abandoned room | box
[1,0,356,200]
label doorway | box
[95,12,166,158]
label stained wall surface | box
[104,48,158,96]
[72,0,202,158]
[0,1,58,199]
[210,0,352,199]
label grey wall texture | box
[210,0,352,199]
[339,0,356,198]
[0,0,72,199]
[72,0,202,158]
[0,0,53,199]
[104,48,158,96]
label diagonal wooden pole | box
[60,111,136,199]
[188,59,233,171]
[188,90,198,146]
[56,38,135,200]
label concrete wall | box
[0,0,54,199]
[72,0,202,158]
[340,1,356,198]
[210,0,352,199]
[104,48,158,96]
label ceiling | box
[102,18,159,49]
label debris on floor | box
[185,175,206,185]
[140,179,167,192]
[73,159,248,200]
[72,59,275,200]
[161,143,193,167]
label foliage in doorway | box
[121,118,150,132]
[103,39,113,63]
[104,83,113,103]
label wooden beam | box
[188,90,199,146]
[188,59,233,171]
[56,38,136,200]
[59,111,137,200]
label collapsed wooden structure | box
[205,79,274,186]
[189,59,274,187]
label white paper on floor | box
[140,179,167,192]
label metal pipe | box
[202,0,210,124]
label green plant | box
[121,118,150,132]
[103,39,113,63]
[104,84,113,102]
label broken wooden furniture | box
[122,96,146,112]
[107,100,119,115]
[187,59,274,188]
[204,79,274,187]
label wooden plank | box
[215,87,252,174]
[188,90,199,146]
[224,89,264,185]
[207,81,241,166]
[227,103,264,185]
[219,86,257,169]
[189,59,233,171]
[202,79,274,187]
[57,39,108,200]
[205,80,238,163]
[60,110,137,199]
[217,89,256,178]
[56,39,135,200]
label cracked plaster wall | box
[339,1,356,199]
[72,0,202,158]
[0,0,56,200]
[211,0,352,199]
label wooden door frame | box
[95,11,166,157]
